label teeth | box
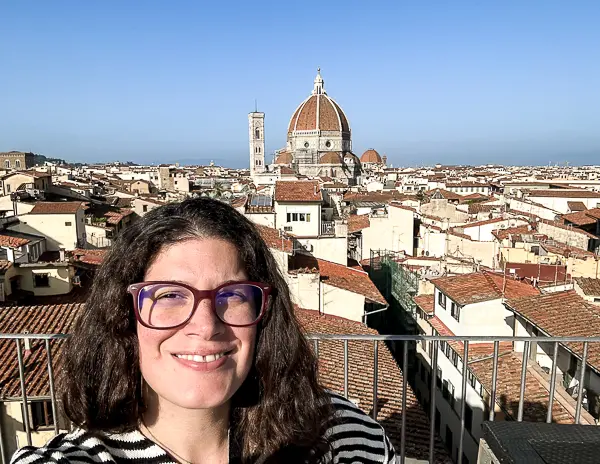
[175,352,227,363]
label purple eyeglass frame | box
[127,280,274,329]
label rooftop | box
[29,201,86,215]
[574,277,600,297]
[347,214,370,234]
[432,271,540,305]
[274,181,322,202]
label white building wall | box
[12,212,83,251]
[361,207,414,260]
[274,202,320,236]
[461,219,528,242]
[296,237,347,265]
[245,213,276,228]
[527,195,600,214]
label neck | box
[142,389,230,463]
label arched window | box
[255,129,260,139]
[15,160,21,169]
[4,160,10,169]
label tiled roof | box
[289,254,387,305]
[574,277,600,296]
[297,308,451,463]
[0,303,85,398]
[492,225,533,241]
[389,202,416,212]
[567,201,587,212]
[343,191,407,204]
[29,201,85,215]
[426,189,462,201]
[288,94,350,133]
[70,248,107,266]
[256,224,293,253]
[319,152,342,164]
[274,152,293,164]
[541,241,596,258]
[561,208,600,226]
[505,291,600,372]
[529,190,600,198]
[0,234,30,248]
[461,217,511,228]
[432,272,539,305]
[413,294,434,315]
[468,353,576,423]
[468,203,495,214]
[360,149,382,163]
[274,181,322,202]
[347,214,370,234]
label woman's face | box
[137,238,257,411]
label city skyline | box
[2,1,599,167]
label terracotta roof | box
[0,303,85,398]
[541,241,596,258]
[256,224,293,253]
[426,189,462,201]
[468,203,496,214]
[347,214,370,234]
[492,225,533,241]
[389,202,416,212]
[0,234,30,248]
[296,308,451,463]
[288,93,350,134]
[561,208,600,226]
[70,248,107,266]
[432,272,539,305]
[574,277,600,297]
[279,166,296,175]
[468,352,576,424]
[461,217,513,228]
[503,263,568,285]
[360,149,382,163]
[319,152,342,164]
[29,201,84,215]
[289,254,387,305]
[343,191,407,204]
[505,291,600,372]
[413,294,435,315]
[567,201,587,212]
[274,181,322,202]
[274,151,293,164]
[528,190,600,199]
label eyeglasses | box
[127,281,273,329]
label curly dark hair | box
[60,197,333,463]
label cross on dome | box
[312,68,326,95]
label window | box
[65,221,72,226]
[15,160,21,168]
[29,401,54,429]
[438,291,447,309]
[436,366,442,388]
[255,129,260,139]
[468,371,477,388]
[452,350,459,367]
[451,302,461,322]
[325,140,331,148]
[4,160,10,168]
[34,273,50,288]
[286,212,310,222]
[6,184,11,193]
[445,425,453,451]
[465,404,473,434]
[443,380,456,409]
[143,205,148,212]
[304,142,309,148]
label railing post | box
[372,340,379,420]
[517,341,530,422]
[547,342,559,423]
[458,341,469,464]
[429,340,438,464]
[489,341,499,421]
[45,339,60,435]
[344,340,349,399]
[16,338,32,446]
[400,342,408,464]
[575,342,589,424]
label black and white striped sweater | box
[11,393,398,463]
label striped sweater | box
[11,393,397,463]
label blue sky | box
[1,1,599,167]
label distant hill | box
[33,153,69,166]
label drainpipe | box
[363,304,389,324]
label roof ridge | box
[482,271,504,298]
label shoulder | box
[324,392,397,463]
[10,428,171,464]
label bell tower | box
[249,111,265,177]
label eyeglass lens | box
[137,283,263,327]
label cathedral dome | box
[275,151,293,164]
[360,148,382,163]
[319,152,342,164]
[287,69,350,137]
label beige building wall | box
[132,198,162,217]
[296,236,347,265]
[245,213,276,228]
[361,206,415,261]
[0,174,50,196]
[15,210,85,250]
[15,266,74,296]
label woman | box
[12,198,397,463]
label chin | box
[169,380,238,410]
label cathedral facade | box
[249,70,362,185]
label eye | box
[154,290,190,301]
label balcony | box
[1,333,600,464]
[320,220,335,236]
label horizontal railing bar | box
[0,334,70,340]
[306,334,600,342]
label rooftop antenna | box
[254,99,258,112]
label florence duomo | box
[249,69,386,185]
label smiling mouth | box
[173,351,233,363]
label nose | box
[182,295,226,339]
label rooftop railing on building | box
[1,333,600,464]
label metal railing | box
[320,220,335,236]
[1,333,600,464]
